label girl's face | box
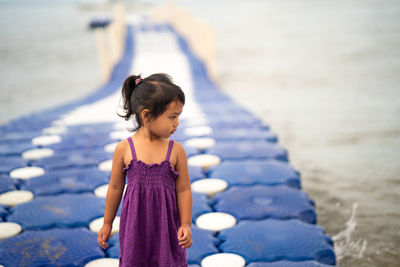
[147,100,183,138]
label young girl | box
[97,73,193,266]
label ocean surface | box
[1,0,400,266]
[0,0,101,124]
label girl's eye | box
[170,114,180,119]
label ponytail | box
[119,74,141,121]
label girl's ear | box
[141,109,151,125]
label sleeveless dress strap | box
[165,140,174,161]
[127,137,137,160]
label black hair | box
[118,73,185,132]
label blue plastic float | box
[211,127,278,142]
[0,205,8,221]
[0,227,104,266]
[212,184,316,224]
[7,193,105,230]
[187,225,219,264]
[20,167,109,196]
[206,141,288,161]
[188,165,207,182]
[30,149,112,170]
[192,192,214,222]
[0,157,29,174]
[0,175,16,194]
[0,130,43,144]
[218,219,335,264]
[107,232,120,258]
[48,135,112,151]
[208,159,301,188]
[0,142,35,157]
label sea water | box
[1,0,399,266]
[0,0,101,124]
[174,1,400,266]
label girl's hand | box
[177,224,192,249]
[97,223,112,249]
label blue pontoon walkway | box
[0,22,336,267]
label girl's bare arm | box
[103,140,126,225]
[174,142,193,227]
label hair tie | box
[135,78,143,86]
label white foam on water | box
[332,203,368,262]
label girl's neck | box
[135,127,163,143]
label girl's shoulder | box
[113,138,130,155]
[118,138,130,147]
[170,139,186,156]
[171,139,182,149]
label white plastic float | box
[0,222,22,241]
[184,137,216,150]
[195,212,236,232]
[104,142,118,152]
[31,134,62,146]
[184,126,213,137]
[22,148,54,160]
[188,154,221,171]
[191,178,228,197]
[109,130,132,140]
[9,166,45,180]
[42,125,67,135]
[0,190,34,207]
[84,258,119,267]
[98,159,113,172]
[201,253,246,267]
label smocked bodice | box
[123,137,180,190]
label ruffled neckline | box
[123,158,180,177]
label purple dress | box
[119,137,188,267]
